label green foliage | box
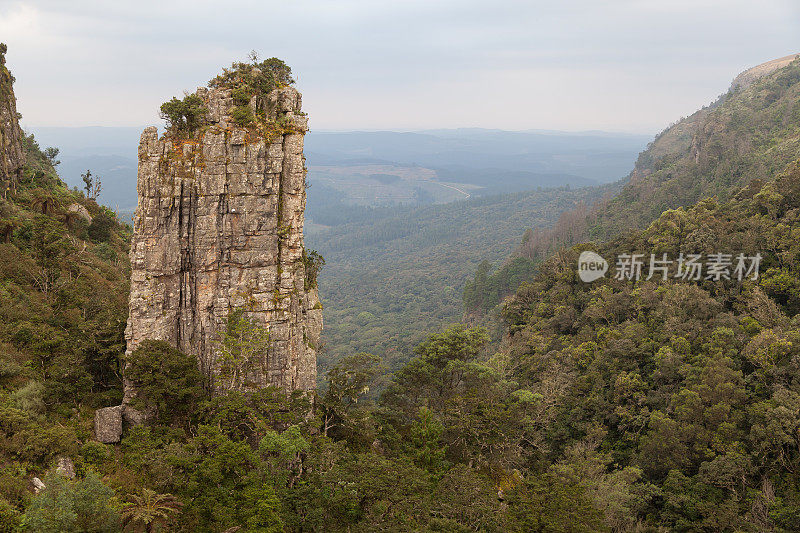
[120,488,181,533]
[0,497,19,533]
[20,471,120,532]
[215,308,270,390]
[301,248,324,289]
[230,104,254,126]
[79,441,112,470]
[463,256,538,315]
[159,93,206,134]
[209,53,294,92]
[166,424,283,531]
[11,380,45,414]
[504,473,606,532]
[494,159,800,530]
[125,340,205,425]
[308,185,605,374]
[87,207,115,243]
[320,352,381,443]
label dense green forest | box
[496,159,800,530]
[12,157,800,530]
[306,185,608,373]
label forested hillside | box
[41,157,800,532]
[0,133,133,528]
[594,57,800,238]
[464,57,800,319]
[493,159,800,530]
[306,185,608,372]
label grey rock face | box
[94,405,123,443]
[67,203,93,224]
[55,456,76,478]
[124,83,321,401]
[32,477,46,493]
[0,45,25,198]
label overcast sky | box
[1,0,798,133]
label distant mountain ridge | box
[27,126,648,213]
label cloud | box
[5,0,799,131]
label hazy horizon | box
[2,0,798,133]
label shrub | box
[230,105,253,126]
[302,249,325,289]
[20,471,120,532]
[125,340,205,425]
[0,497,19,532]
[79,441,112,469]
[216,309,270,391]
[87,209,115,243]
[11,381,45,414]
[159,93,206,134]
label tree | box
[125,340,205,425]
[216,309,270,391]
[81,170,101,200]
[43,147,60,167]
[20,471,120,532]
[380,325,489,420]
[504,473,606,532]
[321,352,381,439]
[171,425,284,532]
[302,248,325,289]
[121,489,182,533]
[26,214,74,294]
[159,94,206,133]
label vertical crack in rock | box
[123,82,322,410]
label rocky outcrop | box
[94,405,124,443]
[67,203,93,224]
[123,78,321,411]
[0,44,25,198]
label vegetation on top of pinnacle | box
[160,53,298,133]
[592,56,800,239]
[208,52,294,92]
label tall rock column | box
[124,81,321,407]
[0,44,25,198]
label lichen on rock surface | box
[123,59,321,409]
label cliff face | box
[124,81,321,405]
[0,44,25,198]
